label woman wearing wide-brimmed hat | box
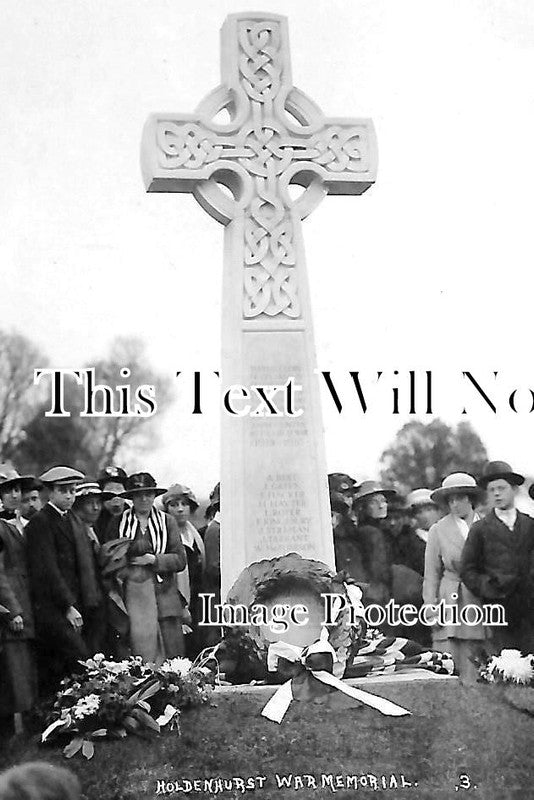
[0,466,39,533]
[352,481,398,613]
[102,472,187,664]
[423,473,486,682]
[159,483,205,657]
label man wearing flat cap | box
[460,461,534,653]
[25,466,88,695]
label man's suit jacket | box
[26,503,81,635]
[460,510,534,625]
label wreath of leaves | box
[219,553,364,683]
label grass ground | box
[1,681,532,800]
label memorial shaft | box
[141,12,377,597]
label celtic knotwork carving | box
[157,122,221,169]
[245,213,294,274]
[243,266,300,318]
[156,122,254,170]
[242,127,293,177]
[238,21,283,103]
[311,127,367,173]
[143,19,376,323]
[242,175,298,318]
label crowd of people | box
[330,460,534,683]
[0,464,221,735]
[1,458,533,736]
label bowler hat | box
[478,461,524,489]
[0,465,39,493]
[121,472,166,498]
[352,480,397,505]
[39,466,85,485]
[160,483,199,512]
[430,473,482,504]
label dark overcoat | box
[394,525,427,577]
[460,510,534,628]
[355,522,394,607]
[0,520,38,713]
[25,503,87,664]
[0,520,34,640]
[334,517,368,585]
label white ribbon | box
[41,714,72,742]
[261,627,411,724]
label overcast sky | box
[2,0,534,495]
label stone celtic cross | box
[141,12,377,598]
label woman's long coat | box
[0,520,34,641]
[356,522,394,607]
[423,513,486,641]
[0,519,37,714]
[105,512,187,620]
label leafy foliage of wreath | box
[216,553,365,684]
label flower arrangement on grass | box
[41,653,214,759]
[475,648,534,716]
[476,649,534,686]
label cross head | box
[141,12,377,319]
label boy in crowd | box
[461,461,534,653]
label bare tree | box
[0,330,47,461]
[16,336,172,476]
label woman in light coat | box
[103,472,187,664]
[423,473,487,683]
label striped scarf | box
[118,506,168,555]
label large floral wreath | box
[213,553,365,685]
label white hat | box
[430,473,481,504]
[407,488,436,508]
[74,482,102,498]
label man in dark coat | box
[461,461,534,653]
[26,466,88,696]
